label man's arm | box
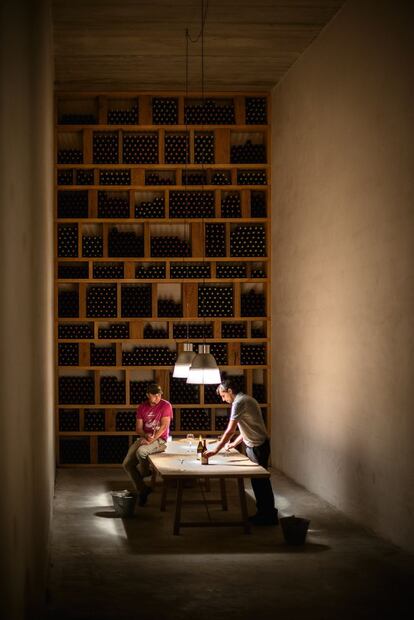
[225,433,243,450]
[204,418,239,457]
[136,418,144,436]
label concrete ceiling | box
[53,0,346,92]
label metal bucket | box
[111,491,137,517]
[280,516,310,545]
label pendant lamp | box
[173,342,196,378]
[186,344,221,384]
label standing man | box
[204,378,278,525]
[123,383,173,506]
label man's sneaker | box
[248,510,279,526]
[138,485,153,507]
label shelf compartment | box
[58,97,98,125]
[134,191,165,218]
[98,190,130,218]
[123,132,158,164]
[107,97,139,125]
[57,131,83,164]
[230,131,267,164]
[58,190,89,218]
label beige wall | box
[0,0,55,617]
[271,0,414,550]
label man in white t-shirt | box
[204,379,278,525]
[122,383,173,506]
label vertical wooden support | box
[191,222,203,258]
[152,283,158,319]
[139,95,152,125]
[98,96,108,124]
[233,282,241,318]
[214,128,230,164]
[79,283,86,318]
[234,96,245,125]
[183,283,198,318]
[83,128,93,165]
[241,189,250,218]
[89,189,98,218]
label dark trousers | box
[245,439,276,517]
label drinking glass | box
[186,433,194,453]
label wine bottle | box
[201,439,209,465]
[197,435,203,460]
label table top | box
[148,438,270,479]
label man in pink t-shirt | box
[122,383,173,506]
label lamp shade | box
[186,344,221,384]
[173,342,196,378]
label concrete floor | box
[47,468,414,620]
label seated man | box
[204,378,278,525]
[122,383,172,506]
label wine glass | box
[186,433,194,453]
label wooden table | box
[148,438,270,535]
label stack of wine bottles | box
[240,343,266,365]
[230,224,266,257]
[152,97,178,124]
[143,324,168,339]
[122,345,176,366]
[82,234,103,257]
[100,376,125,404]
[58,264,88,279]
[206,343,228,365]
[245,97,267,124]
[240,290,266,316]
[135,196,165,218]
[135,263,166,279]
[108,228,144,257]
[251,266,266,278]
[215,413,231,431]
[107,104,138,125]
[157,298,183,317]
[173,323,213,339]
[205,224,226,257]
[93,132,118,164]
[98,323,129,339]
[181,171,206,185]
[58,191,89,218]
[252,383,266,403]
[221,322,247,338]
[76,169,95,185]
[58,149,83,164]
[170,378,199,404]
[93,263,124,279]
[164,133,189,164]
[84,410,105,431]
[59,409,80,432]
[169,191,215,218]
[170,263,210,279]
[116,411,136,431]
[250,191,267,217]
[231,140,266,163]
[99,170,130,185]
[211,171,231,185]
[237,170,267,185]
[58,224,78,257]
[151,236,191,257]
[86,285,117,318]
[180,409,211,431]
[123,133,158,164]
[204,385,222,404]
[198,285,233,317]
[58,343,79,366]
[194,133,215,163]
[184,99,235,124]
[58,290,79,317]
[130,380,151,404]
[97,436,129,463]
[98,192,130,218]
[59,323,93,339]
[59,376,95,404]
[90,344,116,366]
[58,169,74,185]
[216,263,247,278]
[59,113,96,124]
[221,193,241,218]
[121,285,152,317]
[59,438,90,464]
[145,172,174,185]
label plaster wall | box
[271,0,414,550]
[0,0,55,617]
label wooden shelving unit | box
[55,91,271,466]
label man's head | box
[146,383,163,406]
[216,378,240,403]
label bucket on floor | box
[111,491,137,517]
[280,516,310,545]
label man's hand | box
[203,449,218,459]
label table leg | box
[160,478,168,512]
[219,478,228,511]
[173,479,183,535]
[237,478,251,534]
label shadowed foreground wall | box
[271,0,414,551]
[0,0,54,617]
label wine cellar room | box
[1,0,414,618]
